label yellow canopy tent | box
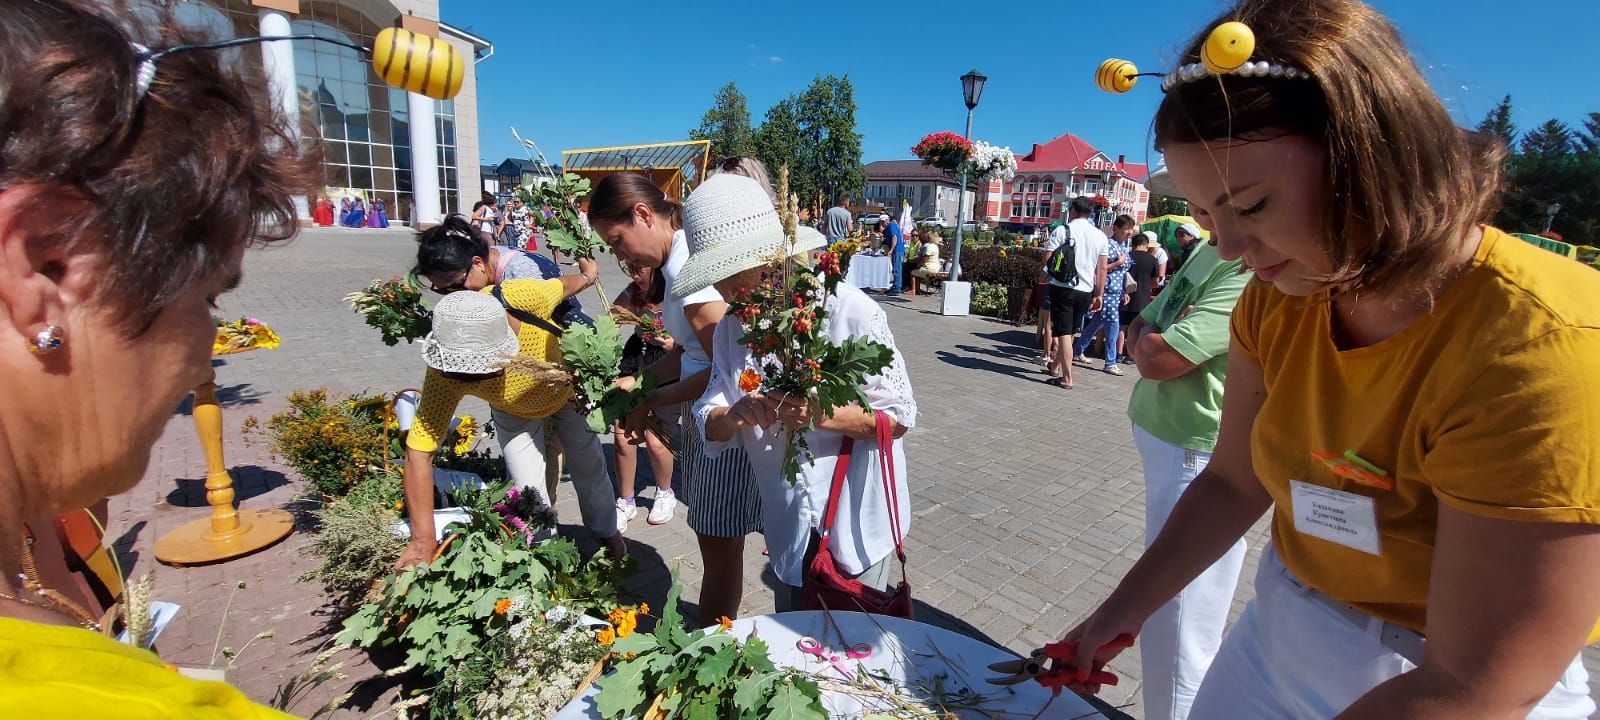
[1140,214,1209,256]
[560,140,711,203]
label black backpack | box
[1046,226,1079,286]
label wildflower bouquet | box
[637,309,670,345]
[826,239,862,276]
[212,316,280,355]
[595,570,826,720]
[344,275,432,346]
[245,389,386,498]
[501,315,664,439]
[728,167,894,484]
[431,601,610,720]
[518,173,613,306]
[911,131,974,171]
[337,481,632,676]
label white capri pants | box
[493,404,617,539]
[1188,547,1594,719]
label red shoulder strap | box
[818,436,854,538]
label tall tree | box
[1475,94,1517,150]
[689,81,754,162]
[1577,112,1600,157]
[1520,119,1574,160]
[791,74,865,208]
[1147,195,1189,217]
[753,95,803,193]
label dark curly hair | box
[0,0,318,334]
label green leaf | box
[694,639,738,686]
[468,592,502,618]
[681,690,723,720]
[764,680,826,720]
[655,568,689,650]
[732,671,779,713]
[611,631,660,656]
[741,634,778,674]
[594,657,650,719]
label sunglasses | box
[429,271,469,295]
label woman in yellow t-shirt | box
[1053,1,1600,718]
[391,248,627,567]
[0,2,305,716]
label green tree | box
[753,95,803,191]
[1475,94,1517,150]
[1520,119,1574,159]
[1147,194,1189,217]
[792,74,865,208]
[1577,112,1600,157]
[689,81,754,162]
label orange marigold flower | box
[493,598,512,616]
[717,615,734,632]
[596,627,615,646]
[624,651,638,660]
[738,368,762,393]
[608,608,629,626]
[639,602,650,615]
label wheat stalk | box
[497,355,574,386]
[124,572,154,649]
[608,305,643,326]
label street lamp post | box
[942,70,986,316]
[1544,202,1562,233]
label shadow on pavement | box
[172,383,267,416]
[933,349,1037,382]
[165,465,289,507]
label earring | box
[28,325,64,355]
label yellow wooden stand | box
[154,371,294,566]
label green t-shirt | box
[1127,242,1252,451]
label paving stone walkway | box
[108,227,1596,718]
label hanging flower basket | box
[912,131,974,171]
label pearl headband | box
[1095,21,1313,95]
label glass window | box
[347,142,371,166]
[325,164,349,187]
[350,166,373,189]
[346,113,369,142]
[324,141,347,165]
[319,108,344,140]
[1025,177,1038,193]
[372,143,394,168]
[1010,195,1024,217]
[1085,178,1100,194]
[375,167,395,191]
[1042,177,1054,194]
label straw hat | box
[670,174,826,298]
[420,291,518,375]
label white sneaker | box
[615,497,636,534]
[647,489,677,525]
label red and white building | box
[975,132,1150,232]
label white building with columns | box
[175,0,492,227]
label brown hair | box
[1153,0,1503,297]
[1113,214,1138,230]
[0,0,316,335]
[587,172,683,231]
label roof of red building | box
[864,159,960,183]
[1012,132,1150,183]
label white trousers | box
[1133,424,1248,720]
[1190,548,1594,719]
[493,404,617,539]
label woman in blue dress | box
[343,197,366,228]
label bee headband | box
[1095,21,1312,94]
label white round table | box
[844,254,895,290]
[555,610,1099,718]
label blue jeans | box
[890,245,906,292]
[1074,305,1122,367]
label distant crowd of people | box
[311,195,390,229]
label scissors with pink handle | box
[797,636,871,680]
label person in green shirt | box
[1123,240,1252,720]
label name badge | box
[1290,480,1381,556]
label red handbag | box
[801,410,914,618]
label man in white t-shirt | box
[1041,195,1109,388]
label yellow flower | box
[638,603,650,615]
[607,608,629,626]
[596,627,615,646]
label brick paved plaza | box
[108,228,1598,718]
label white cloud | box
[768,55,784,64]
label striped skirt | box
[678,404,763,538]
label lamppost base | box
[154,509,295,567]
[940,280,971,316]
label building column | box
[256,5,309,220]
[407,92,442,227]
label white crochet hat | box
[670,174,826,299]
[420,291,519,375]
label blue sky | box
[445,0,1599,172]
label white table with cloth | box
[844,253,894,290]
[554,610,1098,718]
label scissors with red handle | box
[986,633,1136,696]
[797,636,871,681]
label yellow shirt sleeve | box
[497,277,564,322]
[0,618,293,719]
[1228,278,1271,364]
[406,369,465,454]
[1425,325,1600,524]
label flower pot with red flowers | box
[912,131,974,171]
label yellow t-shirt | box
[1232,227,1600,640]
[0,618,293,719]
[406,278,574,453]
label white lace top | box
[693,283,916,587]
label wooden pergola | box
[560,140,711,202]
